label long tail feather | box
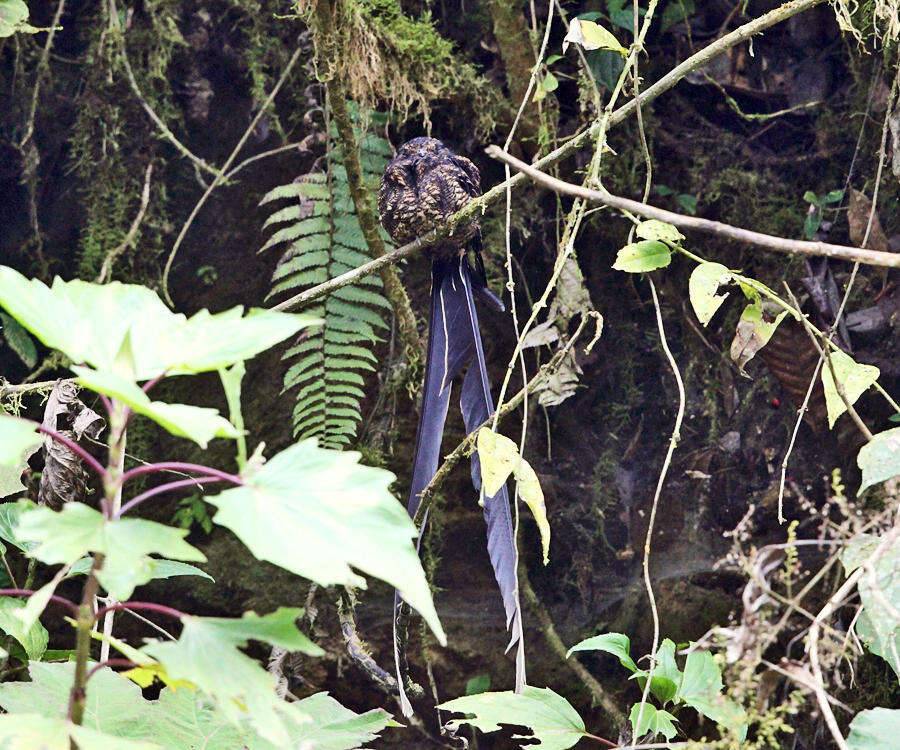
[456,259,526,693]
[394,258,476,715]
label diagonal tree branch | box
[272,0,828,312]
[486,147,900,268]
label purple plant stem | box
[93,601,186,623]
[0,588,78,614]
[96,391,113,416]
[140,372,167,394]
[119,462,243,486]
[36,424,107,478]
[84,659,138,683]
[116,475,223,517]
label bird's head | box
[397,137,446,160]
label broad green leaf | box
[629,702,678,740]
[204,439,445,644]
[562,18,628,56]
[857,427,900,493]
[730,302,788,372]
[632,639,680,704]
[820,350,880,429]
[0,714,160,749]
[541,72,559,92]
[0,0,28,37]
[612,241,671,273]
[0,660,389,749]
[0,596,47,660]
[689,262,731,326]
[847,708,900,749]
[69,556,213,583]
[677,650,747,740]
[0,500,29,550]
[0,661,230,748]
[841,534,900,677]
[636,220,684,246]
[0,414,40,467]
[0,311,37,367]
[73,367,238,448]
[142,609,320,744]
[14,571,66,631]
[219,361,247,469]
[856,609,898,677]
[290,692,398,749]
[566,631,638,672]
[476,429,550,563]
[16,503,205,599]
[0,436,40,501]
[0,267,318,381]
[439,686,587,749]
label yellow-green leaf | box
[512,457,550,564]
[478,428,550,564]
[636,220,684,246]
[476,428,518,497]
[562,18,628,56]
[688,263,731,326]
[612,241,671,273]
[821,350,880,429]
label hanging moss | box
[301,0,502,132]
[69,0,183,282]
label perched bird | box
[379,137,525,715]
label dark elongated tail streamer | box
[393,257,524,716]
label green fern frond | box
[260,115,393,449]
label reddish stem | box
[36,424,107,478]
[96,391,113,416]
[93,601,186,623]
[0,588,78,613]
[140,372,167,394]
[119,462,243,486]
[117,475,223,517]
[84,659,138,683]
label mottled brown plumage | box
[377,137,482,259]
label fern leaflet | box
[260,123,394,448]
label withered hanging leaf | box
[730,302,789,374]
[520,256,597,408]
[847,190,889,252]
[38,381,105,510]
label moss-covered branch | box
[311,0,424,360]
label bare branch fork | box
[270,0,832,313]
[485,147,900,269]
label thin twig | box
[485,147,900,269]
[634,279,686,736]
[161,46,304,306]
[222,142,306,181]
[0,379,61,399]
[107,0,219,180]
[96,162,154,283]
[20,0,67,147]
